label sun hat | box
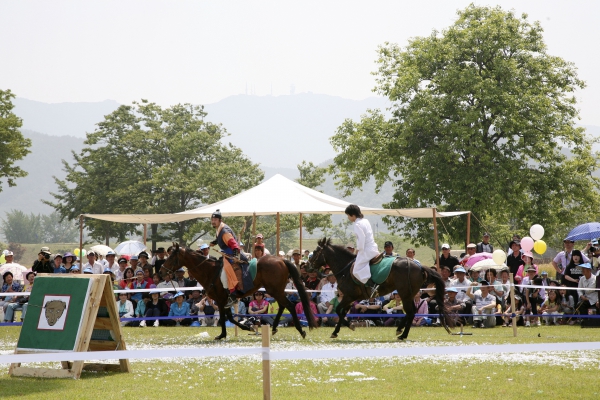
[454,266,466,273]
[106,250,116,256]
[466,243,476,249]
[173,291,185,299]
[83,267,93,274]
[199,243,209,250]
[579,263,592,270]
[522,251,534,259]
[118,257,128,264]
[445,287,458,293]
[441,243,450,249]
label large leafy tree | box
[0,89,31,192]
[330,5,599,248]
[46,100,263,246]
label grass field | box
[0,324,598,399]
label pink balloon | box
[520,236,534,252]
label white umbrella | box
[114,240,146,256]
[470,259,508,272]
[0,263,28,284]
[90,245,114,256]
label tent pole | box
[143,224,147,246]
[276,212,280,255]
[432,208,440,268]
[299,213,303,255]
[466,212,471,249]
[252,213,256,253]
[79,215,84,274]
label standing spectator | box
[577,263,598,318]
[516,252,538,280]
[253,246,265,260]
[156,271,179,299]
[405,248,419,264]
[303,249,310,261]
[105,251,118,274]
[151,247,167,276]
[552,239,589,282]
[32,248,53,274]
[476,233,493,253]
[115,257,128,283]
[129,255,139,271]
[383,241,397,257]
[1,250,13,265]
[506,240,524,276]
[254,234,270,255]
[52,254,67,273]
[439,244,459,272]
[440,266,453,287]
[467,280,497,328]
[460,244,477,266]
[291,249,303,271]
[562,249,584,305]
[198,244,213,259]
[63,252,77,273]
[137,252,150,272]
[507,234,521,256]
[83,251,103,274]
[317,272,337,315]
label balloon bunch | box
[74,248,87,258]
[521,224,546,255]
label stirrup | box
[369,284,380,299]
[225,294,238,308]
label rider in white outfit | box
[345,205,380,296]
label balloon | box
[530,224,545,241]
[534,240,547,255]
[520,237,534,252]
[492,249,507,265]
[81,249,87,258]
[0,254,5,264]
[74,248,80,256]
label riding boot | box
[233,266,244,292]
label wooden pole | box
[252,213,257,251]
[143,224,147,246]
[466,212,471,250]
[510,273,518,337]
[276,212,280,255]
[432,208,440,268]
[79,215,84,273]
[299,213,303,255]
[262,324,271,400]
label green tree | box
[330,5,599,248]
[46,100,263,246]
[41,211,79,243]
[1,210,42,243]
[0,89,31,192]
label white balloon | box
[492,249,506,265]
[530,224,545,241]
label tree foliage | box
[0,210,77,243]
[0,89,31,193]
[330,5,599,248]
[46,100,263,246]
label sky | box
[1,0,599,125]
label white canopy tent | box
[81,174,471,263]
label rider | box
[345,204,380,297]
[209,209,246,308]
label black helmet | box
[211,209,222,219]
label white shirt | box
[84,261,104,274]
[353,218,379,262]
[472,290,496,309]
[156,280,179,296]
[451,278,471,302]
[319,282,338,303]
[578,274,598,305]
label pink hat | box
[521,251,533,259]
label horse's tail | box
[284,259,318,330]
[423,266,455,333]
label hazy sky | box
[2,1,599,125]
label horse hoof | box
[349,322,356,331]
[214,336,225,341]
[272,329,278,336]
[330,334,338,339]
[301,331,307,339]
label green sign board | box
[17,276,92,352]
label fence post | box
[262,324,271,400]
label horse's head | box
[307,237,331,270]
[162,242,183,278]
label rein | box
[310,244,353,279]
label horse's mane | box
[318,237,355,257]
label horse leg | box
[398,296,415,341]
[214,305,228,341]
[331,298,354,338]
[271,306,284,336]
[226,306,252,332]
[283,298,307,339]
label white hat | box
[278,251,285,256]
[441,243,450,249]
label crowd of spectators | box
[2,232,600,330]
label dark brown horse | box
[163,243,317,340]
[308,238,453,340]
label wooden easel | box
[9,274,130,379]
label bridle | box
[307,244,326,270]
[160,246,210,278]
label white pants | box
[542,311,561,324]
[353,262,371,284]
[472,306,496,328]
[221,268,228,289]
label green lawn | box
[1,325,598,399]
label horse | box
[163,243,317,340]
[308,238,453,340]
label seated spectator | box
[1,272,23,320]
[450,267,472,319]
[151,273,161,288]
[285,278,299,305]
[412,291,430,326]
[317,272,337,315]
[353,297,383,326]
[103,268,120,292]
[577,263,598,320]
[295,298,318,327]
[485,269,504,303]
[247,290,270,332]
[119,268,135,289]
[145,290,169,327]
[168,291,192,326]
[383,290,403,328]
[132,293,151,327]
[559,285,575,324]
[541,289,561,325]
[63,252,77,273]
[303,269,320,302]
[156,271,179,299]
[440,266,453,287]
[116,292,134,327]
[196,294,219,327]
[142,267,154,286]
[323,289,344,327]
[467,280,496,328]
[131,270,150,302]
[502,295,525,327]
[4,271,33,323]
[52,254,67,274]
[469,269,482,284]
[444,287,462,326]
[299,266,308,283]
[267,298,291,327]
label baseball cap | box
[454,266,466,273]
[87,250,96,256]
[176,267,185,272]
[483,232,490,237]
[579,263,592,270]
[541,270,548,275]
[135,270,144,275]
[130,255,138,260]
[138,251,149,258]
[103,267,114,275]
[256,234,263,239]
[53,254,63,260]
[384,241,393,247]
[70,266,80,271]
[467,243,476,249]
[4,251,13,256]
[40,246,51,253]
[118,257,128,264]
[199,243,209,250]
[441,243,450,249]
[445,287,458,293]
[106,250,116,256]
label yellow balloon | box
[534,240,547,255]
[0,254,5,264]
[74,248,80,256]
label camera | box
[43,253,50,260]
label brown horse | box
[163,243,317,340]
[308,238,453,340]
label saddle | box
[369,252,384,266]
